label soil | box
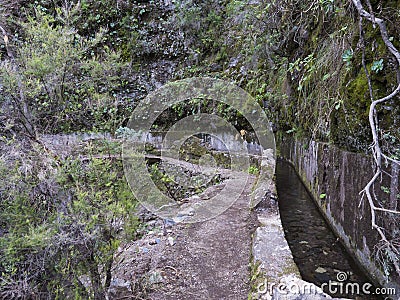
[110,176,260,300]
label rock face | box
[278,135,400,296]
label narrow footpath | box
[111,173,259,300]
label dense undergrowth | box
[1,0,399,151]
[0,0,399,298]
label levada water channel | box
[276,159,381,299]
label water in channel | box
[276,159,381,299]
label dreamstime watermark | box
[122,77,275,223]
[321,271,396,297]
[257,272,397,298]
[257,278,323,297]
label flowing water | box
[276,159,381,299]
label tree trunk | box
[89,254,106,300]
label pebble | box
[164,219,176,227]
[148,271,163,284]
[314,272,331,283]
[149,238,161,245]
[315,267,327,273]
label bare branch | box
[352,0,400,279]
[351,0,400,65]
[0,24,37,139]
[373,207,400,215]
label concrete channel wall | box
[278,135,400,296]
[250,149,346,300]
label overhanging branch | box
[351,0,400,279]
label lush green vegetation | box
[2,0,398,150]
[0,139,138,299]
[0,0,399,298]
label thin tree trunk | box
[89,254,106,300]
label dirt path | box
[111,175,259,300]
[147,177,258,300]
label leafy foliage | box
[371,59,384,73]
[0,140,139,299]
[0,0,400,295]
[0,9,130,136]
[342,49,353,68]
